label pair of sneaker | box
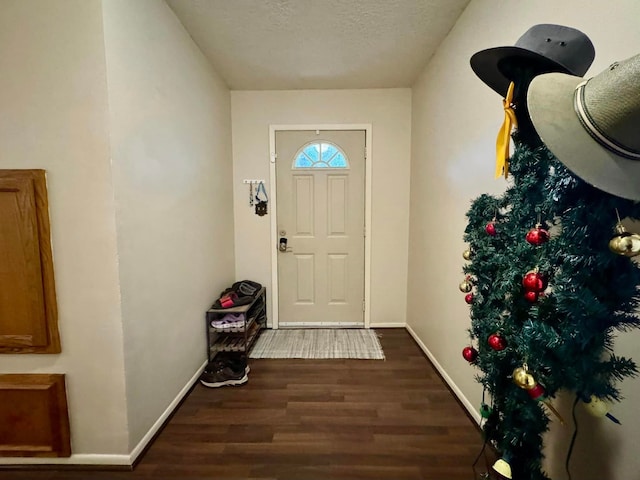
[210,313,245,330]
[199,353,249,388]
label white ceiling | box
[166,0,471,90]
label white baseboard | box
[405,324,481,425]
[0,360,208,467]
[0,454,131,466]
[128,359,208,464]
[278,322,364,328]
[269,322,407,329]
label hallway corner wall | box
[0,0,129,459]
[101,0,235,452]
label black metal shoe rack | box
[205,287,266,362]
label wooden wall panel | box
[0,170,59,353]
[0,374,71,457]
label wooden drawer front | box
[0,374,71,457]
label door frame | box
[269,124,372,330]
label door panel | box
[295,254,315,303]
[0,170,60,354]
[328,254,347,303]
[0,176,47,347]
[0,374,71,457]
[294,176,314,235]
[276,130,365,326]
[328,175,347,234]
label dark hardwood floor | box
[0,329,489,480]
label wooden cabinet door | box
[0,374,71,457]
[0,170,59,353]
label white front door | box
[276,130,366,327]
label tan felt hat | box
[528,54,640,201]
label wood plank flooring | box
[0,329,489,480]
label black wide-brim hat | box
[470,24,595,96]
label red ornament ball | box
[527,383,545,400]
[522,270,548,292]
[485,221,497,236]
[524,290,539,303]
[487,333,507,351]
[526,225,550,246]
[462,346,478,363]
[464,293,474,304]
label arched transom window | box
[293,141,349,169]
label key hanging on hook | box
[249,181,254,207]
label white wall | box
[102,0,235,450]
[231,89,411,327]
[0,0,129,458]
[408,1,640,479]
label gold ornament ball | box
[492,458,512,479]
[463,249,473,261]
[512,367,536,390]
[584,395,609,418]
[459,280,472,293]
[609,224,640,257]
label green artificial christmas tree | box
[461,85,640,479]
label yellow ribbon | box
[495,81,518,179]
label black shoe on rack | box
[199,363,248,388]
[212,352,250,375]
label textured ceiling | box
[166,0,471,90]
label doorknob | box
[279,237,289,252]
